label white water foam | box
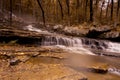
[41,36,94,55]
[55,45,95,55]
[25,25,50,34]
[106,42,120,53]
[108,68,120,76]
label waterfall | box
[41,36,82,47]
[81,38,108,50]
[40,36,95,55]
[25,25,120,55]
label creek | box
[25,24,120,79]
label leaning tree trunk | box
[37,0,45,26]
[90,0,93,22]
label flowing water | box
[25,25,120,79]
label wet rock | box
[89,67,108,74]
[99,30,120,38]
[9,59,21,66]
[79,78,88,80]
[88,63,108,74]
[86,27,112,38]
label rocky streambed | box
[0,45,120,80]
[0,23,120,80]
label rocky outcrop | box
[86,26,112,38]
[99,31,120,42]
[0,28,51,45]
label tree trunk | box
[76,0,80,23]
[111,0,114,20]
[37,0,45,26]
[106,0,110,18]
[57,0,64,19]
[117,0,120,17]
[19,0,22,15]
[0,0,3,11]
[100,1,105,21]
[90,0,93,22]
[66,0,70,16]
[10,0,12,26]
[66,0,70,25]
[85,0,88,21]
[95,0,99,20]
[95,0,98,9]
[76,0,80,9]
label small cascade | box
[25,25,120,55]
[41,36,82,47]
[81,38,108,50]
[106,42,120,53]
[40,36,95,55]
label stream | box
[25,24,120,79]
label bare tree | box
[106,0,110,18]
[37,0,45,26]
[57,0,64,19]
[19,0,22,15]
[76,0,80,9]
[66,0,70,16]
[95,0,99,9]
[10,0,12,26]
[0,0,3,11]
[76,0,80,22]
[100,1,105,20]
[117,0,120,17]
[90,0,93,22]
[85,0,88,21]
[95,0,99,19]
[111,0,114,20]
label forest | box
[0,0,120,26]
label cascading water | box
[106,42,120,53]
[24,25,120,77]
[40,36,94,55]
[25,25,120,56]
